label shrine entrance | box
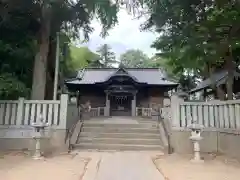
[109,93,133,116]
[105,85,137,117]
[101,68,139,117]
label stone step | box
[79,132,161,139]
[83,122,158,128]
[74,143,163,151]
[78,137,162,145]
[82,127,159,134]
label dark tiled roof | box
[65,68,178,86]
[190,70,240,93]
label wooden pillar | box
[104,91,110,116]
[131,92,137,116]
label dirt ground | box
[1,151,240,180]
[153,153,240,180]
[0,151,90,180]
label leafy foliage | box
[0,73,29,100]
[0,1,37,99]
[0,0,121,99]
[120,49,150,68]
[67,46,100,71]
[135,0,240,97]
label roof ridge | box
[83,67,160,69]
[79,68,160,72]
[76,68,85,79]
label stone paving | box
[82,151,165,180]
[2,150,240,180]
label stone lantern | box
[187,122,204,163]
[31,114,48,160]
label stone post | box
[170,94,184,128]
[131,93,136,116]
[59,94,69,129]
[16,97,25,125]
[104,92,110,116]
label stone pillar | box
[59,94,69,129]
[104,92,110,116]
[131,93,136,116]
[16,97,25,125]
[170,94,184,128]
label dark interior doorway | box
[109,93,132,116]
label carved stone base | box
[32,154,44,160]
[190,157,204,163]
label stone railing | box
[0,98,64,127]
[178,100,240,130]
[0,94,81,152]
[0,94,80,131]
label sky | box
[77,9,157,60]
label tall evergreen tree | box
[96,44,117,67]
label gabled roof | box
[103,67,139,82]
[65,68,178,86]
[190,70,240,93]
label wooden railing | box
[89,107,105,117]
[136,107,152,117]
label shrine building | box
[65,67,178,116]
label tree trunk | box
[45,37,56,100]
[216,86,226,100]
[31,3,51,100]
[226,46,234,100]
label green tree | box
[0,1,37,99]
[120,49,150,68]
[68,46,100,70]
[137,0,240,99]
[149,56,198,91]
[30,0,119,99]
[96,44,117,67]
[1,0,119,99]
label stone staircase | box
[74,117,164,151]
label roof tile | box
[66,68,178,85]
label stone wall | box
[161,95,240,160]
[218,132,240,158]
[170,129,240,159]
[0,127,68,155]
[166,94,240,160]
[0,94,78,154]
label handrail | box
[135,107,152,117]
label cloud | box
[78,9,157,59]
